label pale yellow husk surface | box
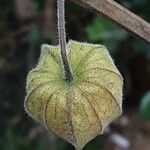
[25,40,123,150]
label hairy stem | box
[57,0,73,82]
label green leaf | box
[85,17,128,55]
[139,91,150,120]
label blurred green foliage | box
[139,91,150,120]
[85,17,128,55]
[0,125,50,150]
[32,0,45,10]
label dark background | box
[0,0,150,150]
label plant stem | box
[57,0,73,82]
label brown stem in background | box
[71,0,150,43]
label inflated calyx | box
[25,40,123,150]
